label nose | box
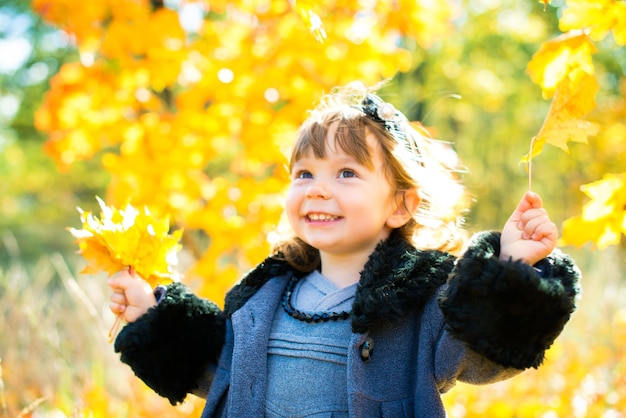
[305,181,332,199]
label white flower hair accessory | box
[359,93,423,162]
[376,102,398,122]
[361,94,405,138]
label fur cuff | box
[114,282,226,405]
[438,231,581,370]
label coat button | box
[360,337,374,362]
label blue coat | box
[114,231,581,417]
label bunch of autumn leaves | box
[69,198,182,340]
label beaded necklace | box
[281,275,351,323]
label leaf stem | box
[108,315,123,343]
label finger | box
[109,301,127,315]
[110,291,128,305]
[507,192,542,224]
[107,271,146,291]
[519,211,548,233]
[519,210,550,235]
[107,271,131,289]
[519,207,549,222]
[521,216,556,241]
[519,205,550,229]
[529,222,558,242]
[524,191,543,209]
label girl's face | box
[285,125,401,260]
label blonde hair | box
[272,81,470,272]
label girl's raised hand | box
[500,191,558,266]
[107,271,157,323]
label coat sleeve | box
[114,282,226,405]
[437,231,581,370]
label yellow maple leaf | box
[524,30,601,190]
[68,197,182,288]
[560,173,626,251]
[524,68,600,162]
[526,30,597,99]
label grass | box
[0,233,205,417]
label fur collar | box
[224,232,456,333]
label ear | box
[386,188,420,229]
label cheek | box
[373,177,396,209]
[284,188,301,223]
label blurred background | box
[1,0,625,416]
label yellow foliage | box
[526,30,597,99]
[31,0,110,46]
[444,306,626,417]
[69,197,183,287]
[560,0,626,45]
[292,0,327,43]
[523,0,625,252]
[524,27,604,197]
[525,68,600,161]
[560,173,626,251]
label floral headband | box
[360,94,410,149]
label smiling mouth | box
[306,213,340,222]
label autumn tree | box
[32,0,459,299]
[0,0,108,265]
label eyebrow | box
[293,153,362,166]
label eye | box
[294,170,313,179]
[339,169,356,178]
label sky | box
[0,9,36,73]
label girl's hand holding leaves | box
[69,197,182,341]
[108,271,156,323]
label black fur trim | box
[223,233,454,334]
[224,256,303,317]
[114,282,226,405]
[351,232,455,333]
[438,231,581,370]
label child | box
[108,82,580,417]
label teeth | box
[307,213,338,221]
